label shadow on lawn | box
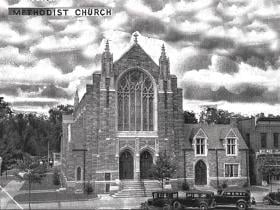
[14,191,96,203]
[20,173,60,191]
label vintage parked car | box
[141,190,215,210]
[140,190,179,210]
[172,190,216,210]
[263,191,280,205]
[214,188,253,210]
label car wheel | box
[163,204,171,210]
[172,201,182,210]
[237,201,247,210]
[199,203,208,210]
[263,198,269,205]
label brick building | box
[183,124,249,187]
[61,34,185,193]
[61,34,250,194]
[238,117,280,185]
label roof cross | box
[133,32,138,44]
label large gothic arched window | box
[117,69,154,131]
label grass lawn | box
[14,191,96,203]
[250,185,270,192]
[0,175,18,187]
[20,173,60,191]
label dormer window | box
[227,138,236,155]
[196,138,205,155]
[225,129,238,156]
[194,128,207,156]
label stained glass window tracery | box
[117,69,154,131]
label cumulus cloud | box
[0,59,96,94]
[0,46,36,65]
[1,0,280,114]
[26,17,53,34]
[0,22,34,45]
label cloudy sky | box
[1,0,280,116]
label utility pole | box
[0,157,2,177]
[215,148,219,187]
[28,169,31,210]
[0,157,2,210]
[183,149,186,186]
[47,140,49,167]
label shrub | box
[181,182,190,191]
[53,169,60,186]
[84,182,93,195]
[221,181,228,189]
[242,182,249,188]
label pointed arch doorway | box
[140,150,153,179]
[119,150,134,179]
[195,160,207,185]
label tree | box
[0,97,12,119]
[17,153,47,210]
[0,101,73,174]
[149,151,177,189]
[53,168,60,186]
[183,111,198,124]
[258,154,280,188]
[199,106,245,124]
[48,104,73,152]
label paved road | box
[5,200,280,210]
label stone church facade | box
[183,124,249,187]
[61,34,249,194]
[61,35,185,193]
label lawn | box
[20,173,60,191]
[0,175,18,188]
[250,185,270,192]
[14,191,96,203]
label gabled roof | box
[113,43,159,68]
[183,124,248,150]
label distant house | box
[183,124,249,187]
[238,117,280,185]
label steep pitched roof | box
[183,124,248,150]
[113,43,159,68]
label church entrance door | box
[119,150,134,179]
[140,151,153,179]
[195,160,207,185]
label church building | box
[61,34,185,193]
[61,33,249,194]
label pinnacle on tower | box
[105,40,110,52]
[74,89,79,109]
[161,44,166,58]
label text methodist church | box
[61,33,249,194]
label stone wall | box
[183,148,249,188]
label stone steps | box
[113,180,162,198]
[113,180,145,198]
[143,180,162,196]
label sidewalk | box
[7,196,147,209]
[18,188,58,194]
[0,180,24,209]
[251,184,280,204]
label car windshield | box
[153,192,177,199]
